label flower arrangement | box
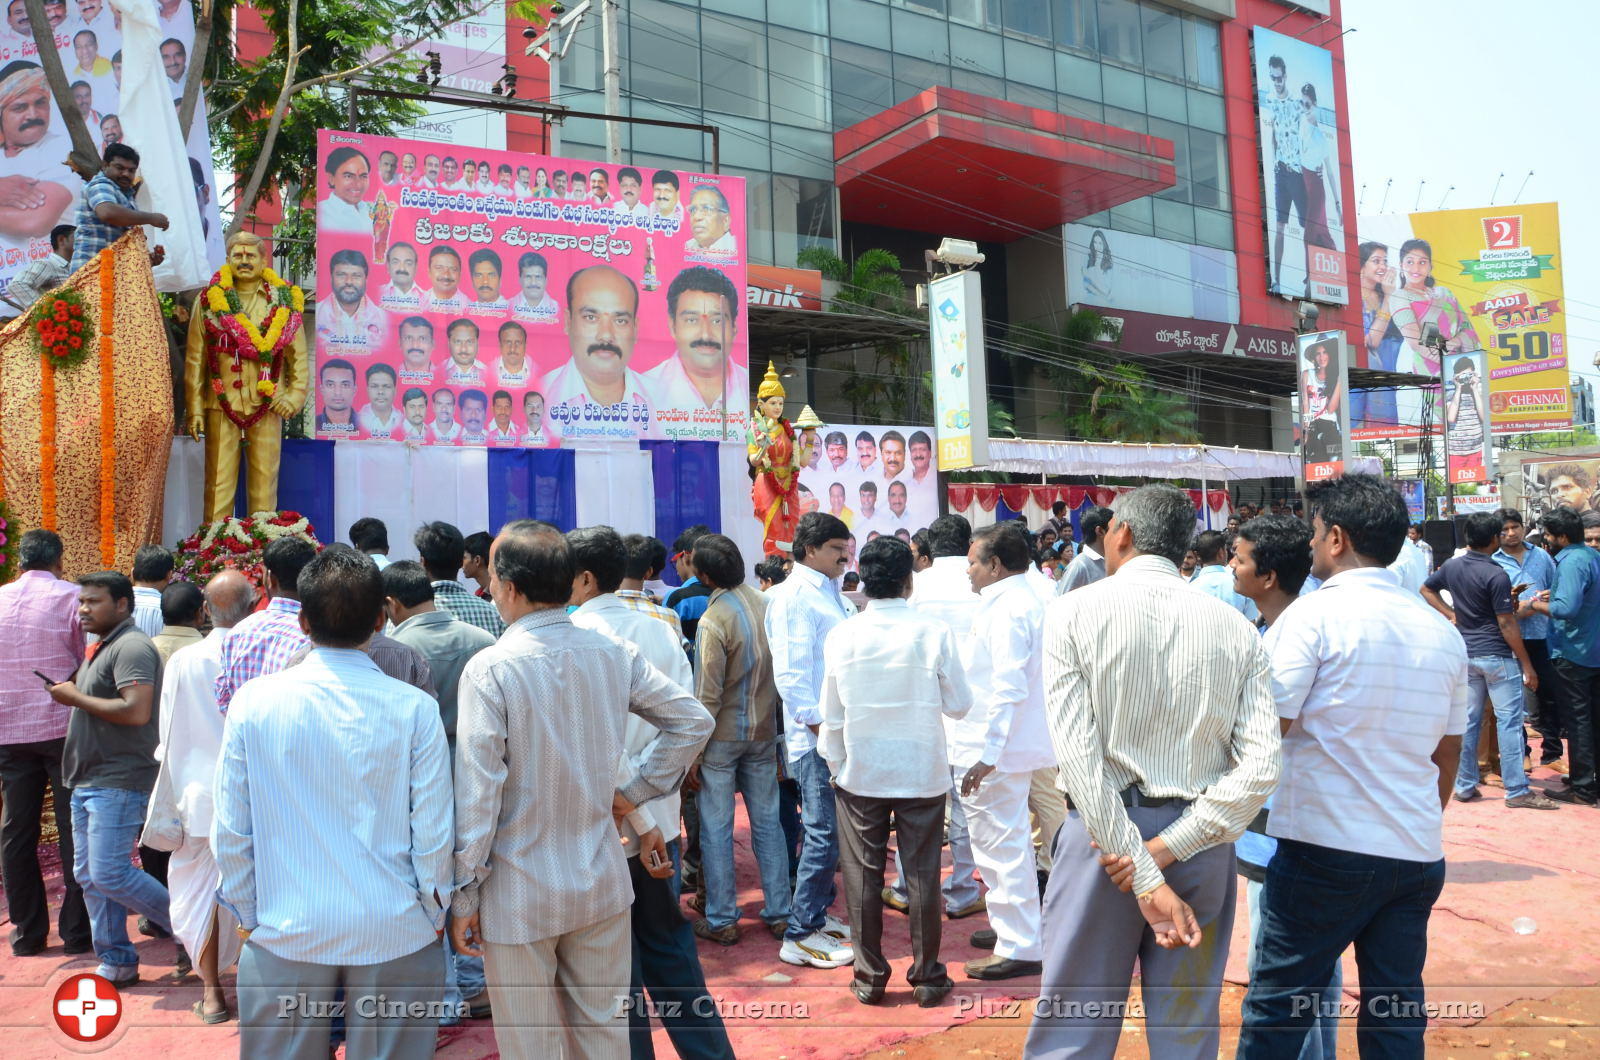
[202,265,305,430]
[173,510,319,590]
[29,288,95,371]
[0,499,16,586]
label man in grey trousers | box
[1027,484,1280,1059]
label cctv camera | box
[550,1,567,13]
[522,26,538,39]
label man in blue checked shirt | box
[215,546,453,1058]
[1532,507,1600,806]
[70,143,169,273]
[1493,507,1563,767]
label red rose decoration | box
[67,336,81,349]
[212,379,225,395]
[51,299,65,312]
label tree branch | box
[21,0,100,178]
[225,2,300,241]
[178,0,214,140]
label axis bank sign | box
[747,265,823,312]
[1086,307,1297,361]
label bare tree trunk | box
[178,0,214,140]
[21,0,100,177]
[224,0,299,242]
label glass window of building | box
[1056,51,1101,100]
[771,127,837,181]
[950,23,1004,79]
[629,0,701,108]
[892,7,952,63]
[1141,3,1185,80]
[773,175,838,263]
[1194,206,1232,250]
[1153,198,1195,244]
[1145,76,1187,123]
[1005,81,1056,111]
[1096,0,1143,66]
[771,2,829,33]
[1102,64,1144,111]
[831,0,891,47]
[701,14,768,119]
[1002,0,1051,41]
[702,0,764,17]
[903,0,950,14]
[1149,117,1189,202]
[769,28,832,130]
[946,0,1001,31]
[951,66,1006,98]
[831,42,898,128]
[735,168,776,265]
[1109,195,1153,236]
[1056,94,1103,121]
[1004,36,1056,88]
[1183,16,1223,90]
[1188,127,1229,209]
[893,54,951,104]
[1052,0,1096,51]
[1187,88,1225,132]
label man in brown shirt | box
[689,534,792,945]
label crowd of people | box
[0,474,1594,1058]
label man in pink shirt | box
[0,530,91,956]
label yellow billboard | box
[1407,203,1570,433]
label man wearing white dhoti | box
[142,570,256,1023]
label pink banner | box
[313,130,748,446]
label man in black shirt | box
[48,571,173,984]
[1422,512,1559,810]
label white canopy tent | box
[972,438,1381,481]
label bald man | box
[141,570,257,1022]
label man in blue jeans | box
[47,571,172,984]
[1240,474,1469,1059]
[690,534,792,947]
[765,513,854,969]
[1421,511,1559,810]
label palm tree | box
[794,247,922,421]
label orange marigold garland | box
[39,352,57,530]
[97,248,115,566]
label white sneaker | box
[821,913,852,941]
[779,931,853,969]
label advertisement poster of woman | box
[1445,351,1493,485]
[1296,330,1350,481]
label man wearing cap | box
[0,62,75,263]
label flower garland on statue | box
[202,265,305,429]
[174,511,319,591]
[0,499,16,585]
[28,288,95,371]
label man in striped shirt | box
[214,537,317,713]
[619,533,688,647]
[1029,484,1279,1059]
[216,546,452,1058]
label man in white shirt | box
[6,223,72,310]
[821,537,971,1008]
[316,145,373,235]
[508,251,559,322]
[885,514,985,919]
[1029,484,1279,1059]
[440,318,488,386]
[641,265,747,435]
[1056,507,1112,595]
[400,388,428,441]
[451,521,712,1060]
[357,363,404,439]
[139,570,254,1022]
[314,248,387,354]
[1191,529,1261,621]
[215,547,452,1058]
[378,241,425,312]
[466,247,508,313]
[422,246,466,313]
[457,389,489,446]
[426,387,462,444]
[492,321,533,388]
[520,391,548,446]
[486,391,520,447]
[541,264,653,441]
[683,184,737,261]
[565,526,730,1056]
[955,523,1056,981]
[1239,474,1468,1059]
[395,316,435,386]
[615,166,649,217]
[1389,530,1430,593]
[764,512,856,970]
[650,169,684,227]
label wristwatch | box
[236,925,253,941]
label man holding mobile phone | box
[1495,508,1564,770]
[0,530,91,957]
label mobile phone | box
[646,849,668,872]
[33,670,59,686]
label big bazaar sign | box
[747,265,823,312]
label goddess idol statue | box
[747,362,820,555]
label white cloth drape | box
[572,442,655,534]
[975,439,1381,481]
[718,442,768,572]
[331,442,490,559]
[110,0,211,291]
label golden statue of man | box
[183,232,308,522]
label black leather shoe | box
[1548,787,1598,806]
[10,934,44,957]
[964,954,1042,980]
[63,939,94,955]
[850,980,884,1006]
[138,916,171,939]
[913,978,954,1007]
[969,928,996,950]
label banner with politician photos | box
[0,0,222,300]
[312,129,748,446]
[801,423,940,571]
